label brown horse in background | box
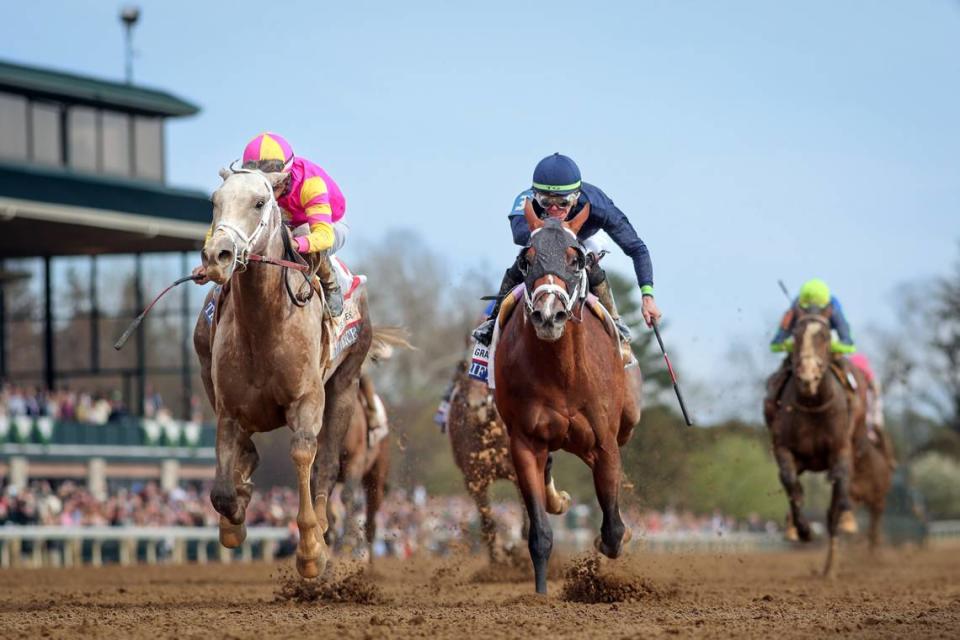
[324,374,390,562]
[493,202,641,594]
[767,310,890,578]
[447,358,517,564]
[194,167,381,578]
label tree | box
[929,244,960,433]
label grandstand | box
[0,59,213,491]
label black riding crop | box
[114,275,199,350]
[651,320,693,426]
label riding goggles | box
[533,190,580,210]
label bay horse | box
[194,166,384,578]
[446,357,517,563]
[493,201,641,594]
[767,310,879,578]
[324,373,390,563]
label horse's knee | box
[290,429,318,466]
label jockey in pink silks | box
[194,132,348,316]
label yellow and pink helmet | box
[242,132,294,168]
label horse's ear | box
[218,167,231,181]
[567,203,590,235]
[266,171,291,192]
[524,198,543,231]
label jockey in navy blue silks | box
[472,153,662,347]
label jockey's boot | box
[592,279,633,343]
[472,261,524,347]
[316,252,344,317]
[763,357,792,427]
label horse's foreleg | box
[868,504,883,552]
[774,446,811,542]
[511,436,552,595]
[592,442,630,559]
[211,417,259,548]
[824,449,856,579]
[289,395,327,579]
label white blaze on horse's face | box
[796,320,826,397]
[202,170,282,285]
[530,275,569,342]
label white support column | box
[160,459,180,492]
[87,458,107,501]
[91,540,103,567]
[197,541,208,565]
[9,456,28,491]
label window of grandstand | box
[0,91,28,161]
[133,115,163,181]
[100,110,131,177]
[66,105,97,172]
[29,101,63,167]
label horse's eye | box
[255,200,265,209]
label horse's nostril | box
[531,310,544,325]
[553,310,568,324]
[217,249,233,265]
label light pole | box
[120,6,140,84]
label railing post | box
[263,539,277,562]
[219,543,231,564]
[145,540,157,565]
[197,540,208,565]
[91,540,103,567]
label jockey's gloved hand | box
[770,338,794,353]
[831,341,857,355]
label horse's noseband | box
[521,222,587,316]
[213,169,280,271]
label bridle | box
[521,224,588,317]
[213,167,315,306]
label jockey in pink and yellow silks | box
[195,132,348,316]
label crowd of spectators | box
[0,480,780,558]
[0,383,131,425]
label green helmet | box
[798,278,831,309]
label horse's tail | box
[367,325,415,363]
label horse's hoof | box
[546,490,571,515]
[219,519,246,548]
[594,528,631,559]
[839,511,858,534]
[296,555,322,579]
[784,526,799,542]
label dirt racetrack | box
[1,545,957,639]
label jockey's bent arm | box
[508,190,535,246]
[293,176,335,254]
[829,296,854,346]
[595,193,654,297]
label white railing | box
[0,525,290,569]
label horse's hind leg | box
[592,441,631,559]
[468,479,500,564]
[363,445,389,565]
[211,417,259,548]
[774,446,811,542]
[511,435,553,594]
[544,453,571,515]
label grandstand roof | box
[0,161,209,256]
[0,59,199,117]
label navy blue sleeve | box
[593,190,654,290]
[829,296,854,345]
[508,190,534,246]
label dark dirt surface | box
[1,545,958,639]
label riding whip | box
[777,279,792,304]
[651,320,693,426]
[114,275,199,350]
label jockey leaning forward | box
[472,153,662,349]
[193,132,347,317]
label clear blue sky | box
[3,1,959,420]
